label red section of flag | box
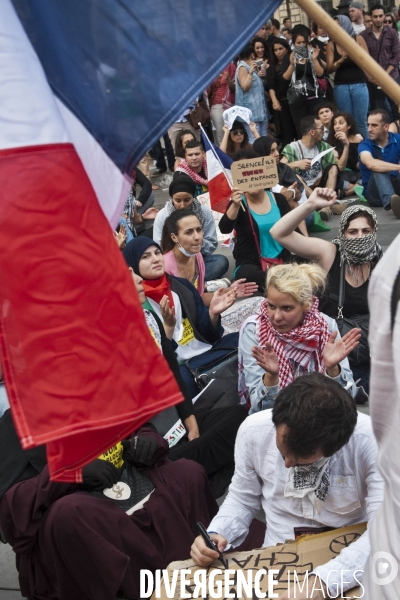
[208,172,231,213]
[0,143,182,481]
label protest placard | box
[147,522,366,599]
[231,156,278,192]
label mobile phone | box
[196,522,227,568]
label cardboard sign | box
[231,156,279,192]
[149,522,366,599]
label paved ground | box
[1,168,398,598]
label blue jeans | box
[365,172,400,208]
[202,254,229,281]
[333,83,369,141]
[243,120,268,144]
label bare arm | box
[238,65,256,93]
[270,188,338,271]
[312,48,324,77]
[220,124,230,153]
[360,150,400,173]
[282,52,295,81]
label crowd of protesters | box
[1,5,400,600]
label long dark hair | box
[271,38,291,67]
[174,129,195,159]
[161,208,202,253]
[252,36,272,63]
[226,120,251,157]
[327,111,360,156]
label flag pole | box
[295,0,400,105]
[199,123,245,211]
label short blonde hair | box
[266,263,327,309]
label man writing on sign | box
[191,373,384,599]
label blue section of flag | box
[12,0,280,173]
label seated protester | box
[281,115,346,221]
[238,263,359,413]
[327,111,364,199]
[191,373,384,600]
[358,108,400,218]
[123,237,236,399]
[253,136,311,234]
[120,167,158,240]
[0,410,218,600]
[161,209,258,302]
[270,187,383,393]
[316,100,336,141]
[153,174,229,282]
[220,119,258,159]
[219,149,294,293]
[175,139,209,198]
[130,268,248,497]
[173,129,195,171]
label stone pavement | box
[1,172,398,599]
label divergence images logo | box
[371,551,398,586]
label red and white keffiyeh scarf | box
[257,297,330,389]
[176,158,208,186]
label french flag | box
[201,130,233,213]
[0,0,182,482]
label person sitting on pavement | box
[161,209,258,302]
[153,173,229,282]
[173,129,195,171]
[191,372,384,600]
[123,237,236,399]
[327,111,364,199]
[238,262,360,413]
[0,407,218,600]
[219,119,259,159]
[358,108,400,218]
[270,188,383,393]
[281,115,346,221]
[219,149,294,293]
[119,167,158,241]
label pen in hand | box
[196,522,227,569]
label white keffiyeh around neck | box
[284,456,333,514]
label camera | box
[255,59,264,68]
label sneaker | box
[319,207,333,221]
[205,278,231,293]
[390,194,400,218]
[331,202,348,215]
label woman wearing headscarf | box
[238,262,359,413]
[270,187,383,391]
[326,15,369,140]
[123,237,236,398]
[281,28,324,138]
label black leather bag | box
[336,263,370,366]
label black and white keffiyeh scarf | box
[165,197,206,228]
[332,206,383,284]
[292,45,319,98]
[284,456,333,514]
[123,188,137,235]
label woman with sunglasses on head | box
[220,119,259,158]
[266,38,297,147]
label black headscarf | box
[252,136,304,192]
[123,237,162,276]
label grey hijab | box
[336,15,357,38]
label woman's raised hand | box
[230,278,259,298]
[209,287,237,317]
[311,45,320,59]
[323,328,361,372]
[142,207,159,221]
[160,296,176,340]
[308,187,338,210]
[252,343,279,376]
[334,130,349,146]
[231,187,244,207]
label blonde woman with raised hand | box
[238,262,360,413]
